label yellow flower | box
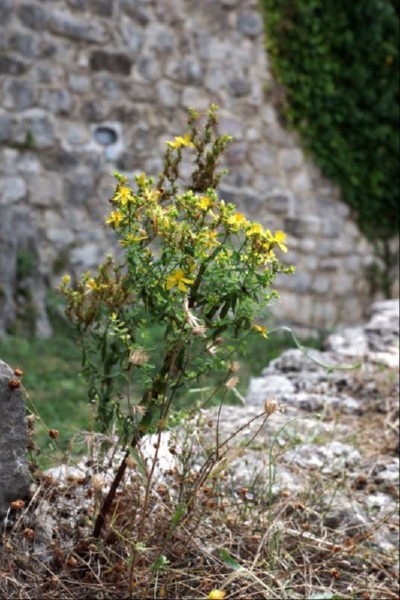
[166,133,195,149]
[143,188,161,203]
[114,186,134,206]
[208,590,226,600]
[199,196,212,211]
[227,212,248,230]
[273,230,288,253]
[105,210,123,227]
[120,231,148,246]
[252,324,268,338]
[61,274,70,286]
[246,222,264,236]
[166,269,195,292]
[87,278,98,291]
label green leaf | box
[170,503,186,527]
[128,447,147,477]
[220,548,241,571]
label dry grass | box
[1,395,398,600]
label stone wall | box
[0,0,385,335]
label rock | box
[0,360,31,518]
[282,441,362,474]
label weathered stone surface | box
[50,10,108,43]
[0,0,397,334]
[18,3,48,30]
[0,360,31,517]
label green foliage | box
[261,0,399,242]
[60,106,294,442]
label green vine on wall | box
[261,0,399,296]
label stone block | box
[157,80,180,108]
[18,3,48,30]
[0,360,31,518]
[68,73,91,94]
[265,191,291,214]
[0,0,14,26]
[0,55,27,75]
[228,71,251,97]
[120,18,145,53]
[29,174,63,207]
[64,170,95,205]
[0,176,27,205]
[3,80,35,111]
[8,31,41,58]
[40,89,73,115]
[50,10,108,43]
[284,216,321,237]
[15,113,55,148]
[279,148,303,171]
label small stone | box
[228,72,251,97]
[29,174,63,208]
[0,0,14,25]
[40,89,72,115]
[68,73,91,93]
[70,243,101,268]
[168,58,203,86]
[120,19,145,53]
[50,10,108,43]
[284,216,322,237]
[237,11,263,38]
[157,80,180,108]
[0,176,27,205]
[0,55,27,75]
[18,3,48,30]
[0,359,31,518]
[4,80,35,111]
[8,32,41,58]
[137,55,161,81]
[64,171,95,205]
[246,375,295,405]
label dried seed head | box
[129,348,149,366]
[192,325,207,336]
[225,376,239,390]
[8,379,21,389]
[14,367,23,377]
[264,396,279,415]
[10,499,25,511]
[23,528,35,540]
[228,361,240,373]
[126,455,137,469]
[49,429,59,440]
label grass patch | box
[0,318,321,458]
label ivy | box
[261,0,399,244]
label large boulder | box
[0,359,31,517]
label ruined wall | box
[0,0,379,335]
